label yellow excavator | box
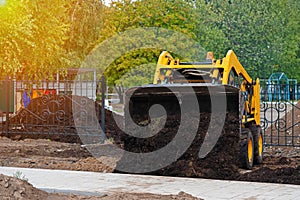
[121,50,263,173]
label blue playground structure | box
[265,72,298,101]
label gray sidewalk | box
[0,166,299,200]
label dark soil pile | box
[239,166,300,184]
[238,156,300,184]
[5,95,98,143]
[116,112,241,180]
[157,113,241,179]
[115,85,241,179]
[101,109,125,145]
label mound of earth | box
[0,174,49,200]
[0,174,201,200]
[117,112,241,180]
[238,156,300,184]
[238,166,300,184]
[4,94,125,144]
[5,95,98,143]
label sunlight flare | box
[0,0,6,6]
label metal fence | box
[0,71,107,143]
[1,77,299,147]
[260,82,300,102]
[260,83,300,147]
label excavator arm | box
[220,50,252,85]
[153,50,260,126]
[217,50,260,126]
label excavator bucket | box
[116,84,242,178]
[125,84,240,118]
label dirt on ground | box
[0,95,300,199]
[0,174,201,200]
[0,137,116,173]
[0,136,299,185]
[0,95,299,185]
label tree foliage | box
[0,0,299,84]
[64,0,105,68]
[189,0,230,58]
[0,0,69,80]
[208,0,300,80]
[99,0,219,88]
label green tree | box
[210,0,300,80]
[275,0,300,81]
[115,63,156,88]
[114,62,156,101]
[98,0,216,88]
[64,0,105,69]
[0,0,33,76]
[188,0,230,58]
[0,0,69,80]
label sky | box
[103,0,112,6]
[103,0,137,6]
[0,0,5,5]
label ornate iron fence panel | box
[260,98,300,147]
[0,74,105,144]
[261,83,300,147]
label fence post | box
[101,75,106,144]
[5,76,9,137]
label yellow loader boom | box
[154,50,260,126]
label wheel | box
[250,125,264,164]
[240,128,254,169]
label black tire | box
[250,125,264,164]
[240,128,254,169]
